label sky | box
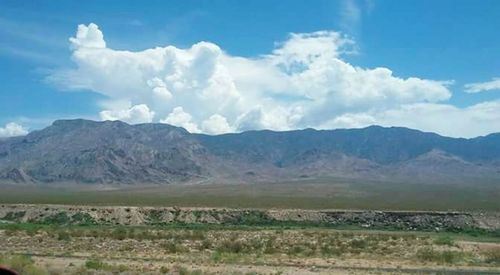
[1,0,500,138]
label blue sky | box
[1,0,500,138]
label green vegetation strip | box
[1,221,499,242]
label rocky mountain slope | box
[0,119,499,184]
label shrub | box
[162,240,187,253]
[211,251,222,263]
[3,211,26,221]
[216,240,246,254]
[43,212,70,225]
[160,266,170,274]
[87,230,99,238]
[349,239,368,249]
[263,239,278,254]
[111,227,127,240]
[287,245,305,256]
[148,210,163,223]
[176,266,203,275]
[189,230,206,240]
[199,239,212,250]
[433,236,455,246]
[416,247,464,264]
[84,259,106,270]
[70,213,96,225]
[57,231,71,241]
[26,228,38,237]
[126,228,136,239]
[84,258,128,272]
[320,245,342,256]
[235,211,274,226]
[484,247,500,264]
[70,229,84,238]
[115,264,129,272]
[0,255,48,275]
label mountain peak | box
[52,119,130,128]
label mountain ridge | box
[0,119,499,184]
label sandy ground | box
[1,227,499,274]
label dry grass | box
[0,255,48,275]
[1,225,499,274]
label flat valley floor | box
[0,179,499,274]
[1,178,499,210]
[1,223,500,274]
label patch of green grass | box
[84,258,128,272]
[210,251,243,264]
[211,251,223,263]
[1,221,499,244]
[84,258,107,270]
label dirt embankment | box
[0,204,499,231]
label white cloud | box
[338,0,375,35]
[160,106,200,133]
[0,122,28,138]
[49,23,470,135]
[202,114,233,135]
[339,0,362,34]
[271,31,355,66]
[100,104,155,124]
[322,101,500,138]
[147,77,173,101]
[69,23,106,49]
[464,78,500,93]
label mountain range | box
[0,119,499,184]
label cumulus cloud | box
[322,101,500,138]
[464,78,500,93]
[202,114,232,135]
[100,104,155,124]
[50,23,500,136]
[160,107,200,133]
[147,77,173,101]
[69,23,106,49]
[0,122,28,138]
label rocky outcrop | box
[1,204,498,232]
